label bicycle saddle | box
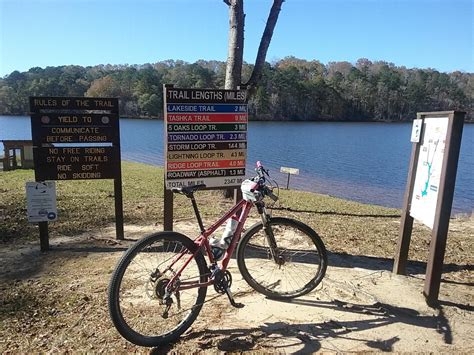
[171,184,207,197]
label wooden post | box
[163,84,173,231]
[114,173,124,240]
[34,169,49,251]
[393,115,424,274]
[163,186,174,231]
[423,112,464,304]
[38,222,49,251]
[114,108,124,240]
[12,149,17,169]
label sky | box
[0,0,472,77]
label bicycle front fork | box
[257,205,281,265]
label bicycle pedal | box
[225,287,245,309]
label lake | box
[1,116,472,215]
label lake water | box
[1,116,472,214]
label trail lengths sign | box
[29,97,124,250]
[162,86,248,230]
[164,86,248,189]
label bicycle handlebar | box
[252,161,278,202]
[255,160,269,179]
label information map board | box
[164,86,248,189]
[409,116,449,229]
[394,111,465,305]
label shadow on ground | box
[271,206,401,218]
[328,251,474,286]
[152,299,452,353]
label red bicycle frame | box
[165,198,254,291]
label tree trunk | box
[224,0,245,90]
[223,0,245,199]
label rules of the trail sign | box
[29,96,125,248]
[164,87,248,190]
[29,97,120,181]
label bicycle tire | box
[237,217,327,299]
[108,232,208,347]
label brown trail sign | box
[393,111,465,305]
[29,97,124,251]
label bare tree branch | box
[245,0,284,91]
[223,0,231,6]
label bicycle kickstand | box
[225,287,244,308]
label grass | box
[1,161,472,264]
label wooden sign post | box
[162,85,248,230]
[29,97,124,251]
[393,111,465,305]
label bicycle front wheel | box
[108,232,208,347]
[237,217,327,299]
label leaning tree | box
[223,0,285,91]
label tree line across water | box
[1,57,472,121]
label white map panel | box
[410,117,449,229]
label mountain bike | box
[108,161,327,347]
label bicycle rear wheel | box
[237,217,327,299]
[108,232,208,347]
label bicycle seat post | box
[171,184,207,234]
[189,194,205,234]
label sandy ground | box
[1,221,473,353]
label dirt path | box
[1,222,473,353]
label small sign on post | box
[280,166,299,189]
[410,118,423,143]
[26,181,57,223]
